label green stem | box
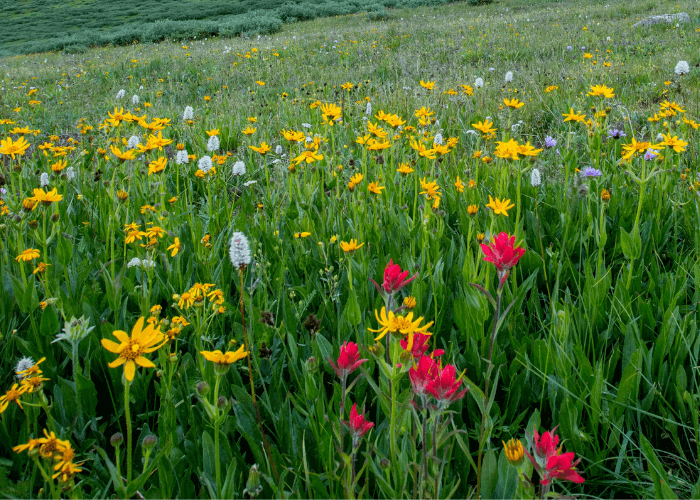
[124,379,132,487]
[213,374,222,495]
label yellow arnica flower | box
[0,383,28,413]
[419,178,442,200]
[419,80,435,90]
[250,142,271,155]
[167,237,181,257]
[403,296,417,309]
[101,317,167,382]
[503,438,524,466]
[0,136,31,159]
[368,182,385,194]
[485,195,515,217]
[562,108,586,123]
[503,98,524,109]
[32,188,63,205]
[148,157,167,175]
[368,307,433,351]
[587,84,615,98]
[200,345,249,366]
[340,239,364,252]
[16,248,40,262]
[294,232,311,238]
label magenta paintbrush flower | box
[480,232,525,274]
[328,341,367,380]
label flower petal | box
[124,360,135,381]
[108,357,126,368]
[101,339,123,353]
[113,330,130,344]
[134,356,155,368]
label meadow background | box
[1,0,699,497]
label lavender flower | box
[608,129,626,139]
[581,167,602,178]
[545,136,557,148]
[644,149,659,161]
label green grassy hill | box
[0,0,489,56]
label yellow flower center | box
[122,340,143,360]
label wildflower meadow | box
[0,0,699,497]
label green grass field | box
[1,0,699,497]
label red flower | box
[480,232,525,274]
[409,355,437,397]
[401,332,444,363]
[328,341,367,379]
[542,452,585,485]
[370,259,418,295]
[425,363,467,408]
[533,427,560,462]
[342,403,374,442]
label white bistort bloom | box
[127,257,142,268]
[15,357,35,379]
[232,161,246,176]
[505,71,513,83]
[176,150,189,165]
[475,77,484,88]
[198,156,213,173]
[229,232,251,269]
[132,94,140,105]
[116,89,126,99]
[141,259,155,269]
[675,60,690,75]
[433,133,443,145]
[127,135,140,149]
[40,173,49,187]
[365,102,372,115]
[207,135,220,152]
[531,168,541,187]
[182,105,194,121]
[275,145,283,155]
[65,167,75,181]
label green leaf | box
[343,288,361,326]
[316,332,334,370]
[493,448,518,499]
[640,433,678,500]
[612,349,641,422]
[620,227,641,260]
[201,430,216,489]
[75,371,97,420]
[480,448,498,500]
[57,233,73,267]
[40,306,58,337]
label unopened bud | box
[142,435,157,450]
[110,433,124,447]
[379,457,390,470]
[306,356,317,373]
[217,396,227,409]
[196,381,210,398]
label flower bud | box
[28,220,39,229]
[379,457,390,470]
[196,381,210,398]
[306,356,317,373]
[110,433,124,447]
[51,213,59,223]
[142,435,157,450]
[217,396,227,409]
[243,464,263,498]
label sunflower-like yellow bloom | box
[503,98,524,109]
[471,119,497,138]
[419,178,442,200]
[110,145,136,161]
[367,307,433,351]
[0,383,28,413]
[340,239,364,252]
[0,136,31,159]
[485,195,515,217]
[250,142,271,155]
[562,108,586,123]
[503,438,524,466]
[587,84,615,99]
[16,248,40,262]
[101,317,167,382]
[200,345,249,366]
[148,157,167,175]
[32,188,63,205]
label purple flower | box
[644,149,659,161]
[567,46,572,50]
[556,148,561,156]
[545,136,557,148]
[581,167,602,178]
[608,129,626,139]
[581,46,586,50]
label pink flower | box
[542,452,585,485]
[342,403,374,446]
[409,355,438,397]
[480,232,525,274]
[328,341,367,380]
[401,332,444,363]
[370,259,418,296]
[425,363,468,408]
[533,427,560,462]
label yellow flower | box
[368,182,385,194]
[255,81,266,86]
[454,176,465,193]
[241,126,257,135]
[503,438,524,466]
[403,296,417,309]
[587,84,615,98]
[658,133,688,153]
[250,142,271,155]
[545,85,558,93]
[419,80,436,90]
[562,108,586,123]
[110,145,136,161]
[281,129,305,142]
[201,345,249,365]
[340,239,364,252]
[206,128,220,136]
[468,204,479,216]
[485,195,515,216]
[100,317,167,382]
[16,248,40,262]
[419,178,442,200]
[167,237,181,257]
[503,98,524,109]
[292,149,324,165]
[367,307,433,351]
[20,375,50,393]
[148,157,167,175]
[601,189,611,202]
[397,163,414,175]
[0,136,30,159]
[294,232,311,238]
[471,119,497,138]
[32,188,63,205]
[32,262,49,274]
[0,383,28,413]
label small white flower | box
[433,133,443,145]
[275,145,283,155]
[15,357,35,379]
[198,156,213,173]
[229,232,252,268]
[365,102,372,115]
[505,71,513,82]
[243,180,257,187]
[141,258,155,269]
[176,150,189,165]
[182,105,194,121]
[116,89,125,99]
[656,133,664,141]
[127,257,142,268]
[40,172,49,187]
[132,94,139,105]
[301,123,312,129]
[475,77,484,88]
[207,135,220,152]
[66,167,75,181]
[232,161,246,176]
[531,168,541,187]
[466,130,478,136]
[127,135,140,149]
[675,60,690,76]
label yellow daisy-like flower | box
[32,188,63,205]
[367,307,433,351]
[167,237,181,257]
[485,195,515,217]
[587,84,615,99]
[562,108,586,123]
[503,98,524,109]
[200,345,249,366]
[419,178,442,200]
[100,317,167,382]
[250,142,271,155]
[368,182,385,194]
[0,383,28,413]
[454,176,465,193]
[294,232,311,238]
[241,126,257,135]
[340,239,364,252]
[16,248,40,262]
[419,80,436,90]
[397,163,414,175]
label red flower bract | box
[402,333,444,364]
[370,259,418,295]
[343,403,374,439]
[480,232,525,273]
[328,341,367,379]
[533,427,560,462]
[409,355,437,397]
[425,363,467,408]
[543,451,585,485]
